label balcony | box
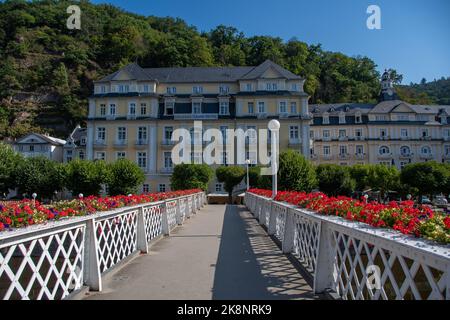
[354,136,365,141]
[338,153,350,160]
[322,137,332,142]
[256,113,268,119]
[419,153,433,160]
[378,153,393,159]
[288,139,301,147]
[399,153,413,159]
[160,167,174,174]
[135,139,148,148]
[94,140,107,148]
[161,139,176,147]
[106,115,116,120]
[322,154,334,161]
[338,136,348,141]
[355,153,366,160]
[174,113,218,120]
[114,140,128,148]
[279,112,290,119]
[127,114,137,120]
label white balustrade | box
[244,192,450,300]
[0,192,205,300]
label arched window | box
[421,146,431,155]
[379,146,390,155]
[400,146,410,156]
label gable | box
[260,66,284,79]
[112,70,133,81]
[16,134,47,144]
[391,103,415,113]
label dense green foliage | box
[397,77,450,105]
[278,150,316,192]
[0,0,408,139]
[107,158,145,196]
[0,143,23,195]
[216,166,245,203]
[64,159,109,196]
[15,156,65,199]
[170,163,213,192]
[316,164,355,197]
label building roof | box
[97,60,303,84]
[310,103,374,115]
[15,133,66,146]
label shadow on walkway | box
[212,205,318,300]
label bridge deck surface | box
[83,205,320,300]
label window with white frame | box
[339,129,347,138]
[215,183,224,192]
[129,103,136,116]
[246,83,252,91]
[138,127,147,142]
[96,127,106,141]
[137,152,147,169]
[164,152,173,169]
[79,151,85,160]
[421,128,429,138]
[116,152,126,159]
[219,85,229,94]
[159,184,166,192]
[323,114,329,124]
[380,129,387,137]
[266,83,277,91]
[258,101,265,113]
[355,113,362,123]
[164,127,173,141]
[323,145,331,155]
[356,145,364,155]
[66,150,73,162]
[400,146,410,156]
[339,145,348,155]
[95,152,106,161]
[143,184,150,193]
[248,102,254,114]
[401,128,408,138]
[80,137,86,145]
[140,103,147,115]
[445,145,450,155]
[219,102,229,115]
[444,129,450,137]
[291,83,298,91]
[279,101,287,113]
[100,85,106,93]
[289,126,299,140]
[192,102,202,114]
[167,87,176,94]
[421,146,431,155]
[109,104,116,115]
[323,129,330,139]
[375,115,388,121]
[290,102,297,114]
[100,104,106,116]
[117,127,127,141]
[355,128,362,138]
[397,114,409,121]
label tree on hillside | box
[107,159,145,196]
[170,163,213,192]
[216,166,245,203]
[278,150,316,192]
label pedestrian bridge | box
[1,192,449,300]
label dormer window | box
[219,85,229,94]
[165,102,174,115]
[440,115,448,124]
[339,112,346,124]
[118,84,129,93]
[167,87,176,94]
[192,102,202,114]
[80,137,86,146]
[101,86,106,93]
[291,83,298,91]
[246,83,252,91]
[143,85,150,93]
[219,102,229,115]
[323,113,330,125]
[193,86,203,94]
[355,112,362,123]
[266,83,277,91]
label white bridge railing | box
[245,192,450,300]
[0,192,207,300]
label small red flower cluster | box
[0,189,201,232]
[248,189,450,244]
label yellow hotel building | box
[86,60,311,193]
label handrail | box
[0,192,206,300]
[244,192,450,300]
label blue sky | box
[91,0,450,84]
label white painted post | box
[313,220,335,294]
[83,219,102,291]
[161,201,170,236]
[191,195,196,214]
[175,199,183,225]
[267,201,277,235]
[136,206,148,253]
[282,208,296,253]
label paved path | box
[83,205,320,300]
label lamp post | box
[32,193,37,206]
[268,119,280,199]
[245,159,251,191]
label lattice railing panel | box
[292,212,320,274]
[0,226,85,300]
[179,198,187,222]
[95,210,138,273]
[143,204,163,243]
[273,202,287,242]
[330,229,449,300]
[166,200,178,229]
[187,197,193,216]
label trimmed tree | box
[15,156,66,200]
[367,164,400,200]
[316,164,355,196]
[65,159,110,197]
[0,143,23,197]
[278,150,316,192]
[170,163,214,192]
[216,166,245,203]
[107,159,145,196]
[349,164,371,191]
